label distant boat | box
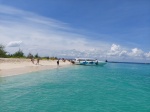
[72,58,107,66]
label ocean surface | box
[0,63,150,112]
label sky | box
[0,0,150,62]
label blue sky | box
[0,0,150,62]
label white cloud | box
[144,52,150,58]
[107,44,121,56]
[110,44,120,52]
[119,50,128,57]
[129,48,144,57]
[106,44,150,62]
[7,41,22,47]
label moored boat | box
[72,58,107,66]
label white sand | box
[0,58,71,77]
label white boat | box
[72,58,107,66]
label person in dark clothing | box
[57,60,59,66]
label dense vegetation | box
[0,44,58,59]
[11,49,25,58]
[0,44,7,57]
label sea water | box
[0,63,150,112]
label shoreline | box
[0,58,72,77]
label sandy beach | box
[0,58,71,77]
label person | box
[57,60,59,66]
[36,58,40,65]
[31,57,34,64]
[62,58,66,62]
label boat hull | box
[74,61,106,66]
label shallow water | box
[0,63,150,112]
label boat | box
[71,58,107,66]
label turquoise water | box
[0,63,150,112]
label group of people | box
[31,57,60,66]
[31,58,40,65]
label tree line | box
[0,44,58,59]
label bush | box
[12,49,25,58]
[34,53,39,58]
[0,44,7,58]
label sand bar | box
[0,58,71,77]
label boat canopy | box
[75,58,97,61]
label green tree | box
[12,49,25,58]
[34,53,39,58]
[0,44,7,57]
[49,56,58,60]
